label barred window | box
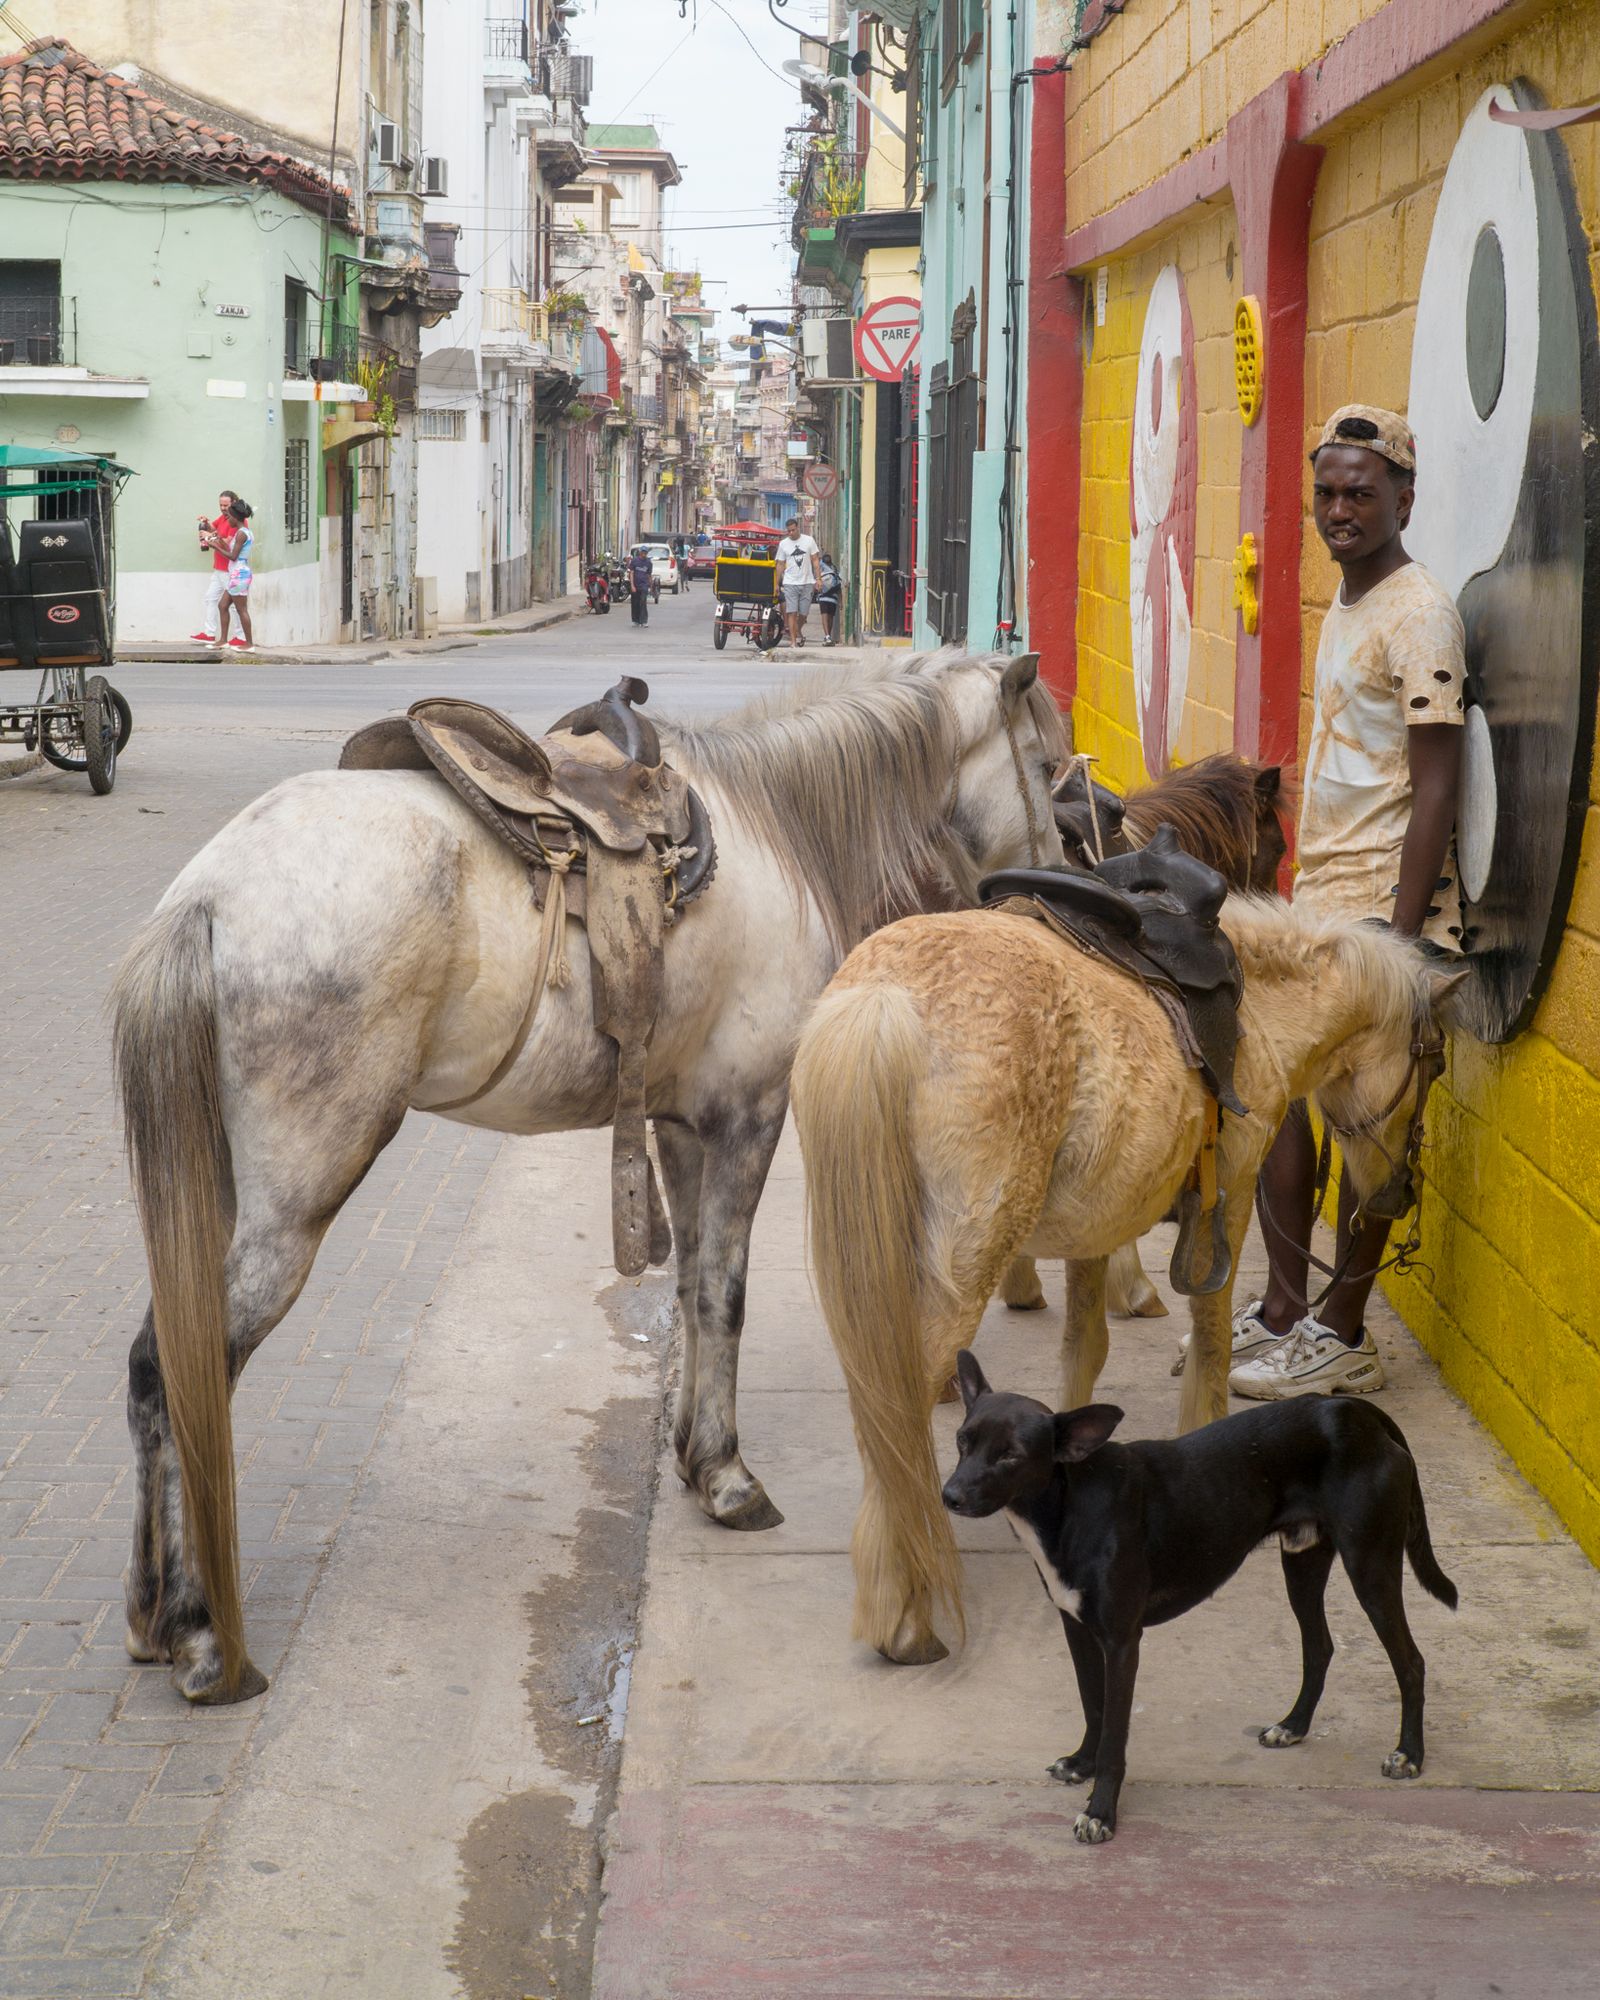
[284,438,310,544]
[418,407,467,441]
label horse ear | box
[955,1348,990,1411]
[1254,764,1282,799]
[1053,1404,1124,1463]
[1426,962,1473,1031]
[999,652,1040,706]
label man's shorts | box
[782,581,814,616]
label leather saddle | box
[339,677,714,1278]
[980,824,1247,1297]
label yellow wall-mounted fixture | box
[1233,532,1260,635]
[1234,296,1264,425]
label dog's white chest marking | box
[1005,1512,1083,1620]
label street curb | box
[115,604,582,667]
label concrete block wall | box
[1301,5,1600,1565]
[1059,0,1600,1564]
[1072,204,1243,794]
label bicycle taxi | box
[0,446,134,794]
[709,521,782,653]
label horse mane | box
[661,651,1065,957]
[1222,893,1432,1044]
[1123,755,1284,892]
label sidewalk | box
[117,600,580,667]
[592,1132,1600,2000]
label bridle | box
[1256,1004,1447,1310]
[945,682,1048,869]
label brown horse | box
[792,896,1464,1664]
[1002,753,1287,1319]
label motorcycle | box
[584,561,611,614]
[607,561,630,605]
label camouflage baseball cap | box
[1311,404,1417,473]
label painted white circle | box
[1457,703,1498,904]
[1163,534,1191,752]
[1406,87,1539,598]
[1131,267,1183,534]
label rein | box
[1255,1010,1445,1313]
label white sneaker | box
[1229,1316,1385,1400]
[1169,1299,1287,1378]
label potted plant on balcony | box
[543,286,588,324]
[354,351,395,422]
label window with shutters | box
[903,16,921,207]
[940,0,961,100]
[924,297,979,644]
[284,438,310,543]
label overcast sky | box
[579,0,831,341]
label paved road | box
[0,589,812,1998]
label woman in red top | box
[192,489,239,644]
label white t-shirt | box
[1295,560,1466,951]
[777,533,818,588]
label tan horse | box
[791,896,1464,1665]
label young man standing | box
[1230,405,1465,1401]
[190,488,238,644]
[776,515,820,647]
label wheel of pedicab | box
[82,676,119,794]
[41,681,132,776]
[756,608,782,653]
[712,614,729,651]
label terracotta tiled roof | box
[0,38,350,220]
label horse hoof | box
[173,1652,269,1706]
[876,1631,950,1667]
[124,1623,162,1664]
[713,1487,785,1532]
[1381,1750,1421,1780]
[1259,1723,1306,1748]
[1004,1292,1048,1313]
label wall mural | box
[1406,81,1599,1042]
[1129,264,1198,777]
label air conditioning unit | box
[801,316,855,382]
[423,155,449,197]
[375,119,401,166]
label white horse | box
[111,651,1066,1704]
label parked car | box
[631,542,681,594]
[684,537,717,580]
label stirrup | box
[1169,1187,1234,1295]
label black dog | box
[942,1350,1457,1844]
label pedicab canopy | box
[0,444,136,498]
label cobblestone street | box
[0,595,803,1997]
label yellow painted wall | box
[1302,8,1600,1566]
[1067,0,1600,1565]
[1073,203,1242,794]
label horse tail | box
[111,899,246,1691]
[1367,1407,1458,1611]
[792,979,963,1662]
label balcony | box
[485,17,533,99]
[368,190,426,261]
[0,295,74,368]
[513,92,587,186]
[423,221,463,324]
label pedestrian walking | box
[628,545,654,626]
[816,550,843,645]
[776,516,820,647]
[216,499,256,652]
[1228,404,1465,1403]
[190,488,239,643]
